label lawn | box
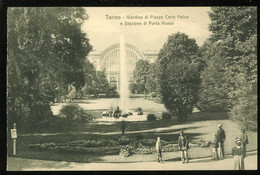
[7,95,257,163]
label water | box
[119,35,129,113]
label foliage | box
[189,139,212,148]
[197,7,257,114]
[136,82,145,94]
[162,112,172,120]
[229,74,257,131]
[129,83,137,94]
[133,60,150,83]
[135,107,142,112]
[83,70,110,97]
[157,32,201,121]
[7,7,92,131]
[196,50,231,112]
[198,7,257,128]
[59,104,93,122]
[118,136,131,145]
[134,143,154,154]
[28,143,120,155]
[146,63,160,93]
[147,114,156,121]
[119,145,133,157]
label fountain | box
[97,35,148,122]
[119,34,129,113]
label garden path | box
[7,150,257,170]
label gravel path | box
[7,151,257,171]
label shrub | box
[59,104,92,122]
[135,107,143,112]
[162,112,172,120]
[118,135,131,145]
[28,140,120,155]
[138,139,170,147]
[136,82,145,94]
[119,145,133,157]
[133,143,154,154]
[129,83,137,94]
[147,114,156,121]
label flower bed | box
[27,138,211,156]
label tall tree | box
[208,7,257,91]
[157,32,201,121]
[7,7,92,131]
[199,7,257,129]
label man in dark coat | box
[178,129,189,163]
[216,124,226,158]
[240,129,249,156]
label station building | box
[88,43,158,89]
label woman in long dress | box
[232,138,245,170]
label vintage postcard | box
[6,6,257,171]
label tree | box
[136,82,145,94]
[196,7,257,129]
[229,74,257,131]
[129,83,137,94]
[82,59,97,96]
[157,32,201,121]
[96,70,110,95]
[7,7,92,131]
[146,63,160,93]
[208,7,257,94]
[196,40,231,112]
[133,60,150,83]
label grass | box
[8,96,257,163]
[7,116,257,163]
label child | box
[178,129,189,163]
[156,137,162,163]
[212,132,219,160]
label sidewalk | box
[7,151,257,171]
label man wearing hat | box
[178,129,189,163]
[216,124,226,158]
[240,129,249,156]
[232,138,245,170]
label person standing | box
[216,124,226,158]
[178,129,189,163]
[212,132,219,160]
[241,129,249,156]
[232,138,245,170]
[156,137,162,163]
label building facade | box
[88,43,158,89]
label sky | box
[82,7,212,52]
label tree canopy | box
[198,7,257,129]
[157,32,201,121]
[7,7,92,131]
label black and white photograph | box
[6,6,257,171]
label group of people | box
[155,124,249,170]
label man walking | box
[216,124,226,158]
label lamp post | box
[11,123,17,155]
